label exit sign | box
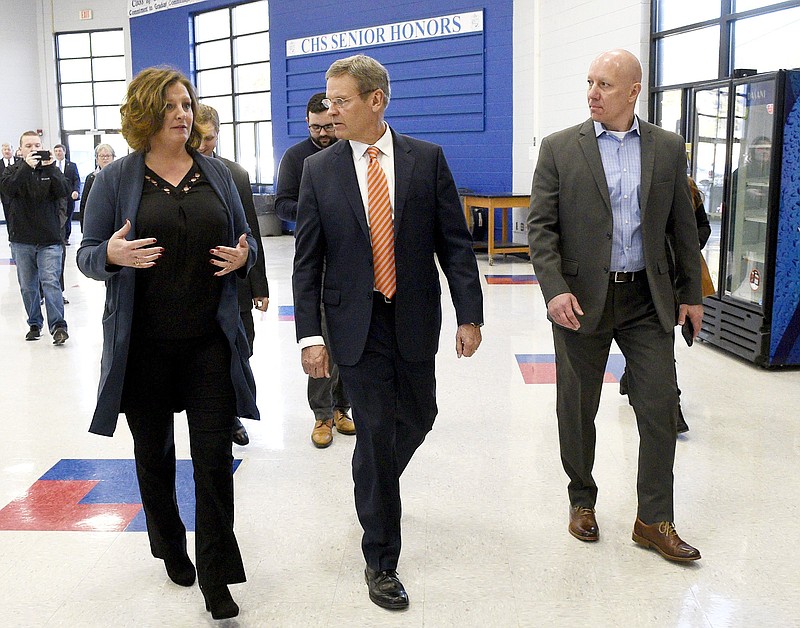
[79,9,92,20]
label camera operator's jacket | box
[0,161,69,245]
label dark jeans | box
[10,242,65,333]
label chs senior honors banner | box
[286,11,484,58]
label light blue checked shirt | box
[594,118,644,272]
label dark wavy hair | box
[120,67,201,152]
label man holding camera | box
[0,131,70,344]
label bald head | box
[592,49,642,83]
[586,49,642,131]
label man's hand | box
[71,191,79,200]
[25,150,52,169]
[253,296,269,312]
[302,344,330,378]
[456,324,482,358]
[678,303,703,342]
[547,292,583,330]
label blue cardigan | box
[77,151,260,436]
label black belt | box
[610,270,644,283]
[374,292,394,304]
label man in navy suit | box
[293,54,483,610]
[1,142,19,224]
[53,144,80,244]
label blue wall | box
[129,0,513,193]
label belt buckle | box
[383,294,393,304]
[612,271,626,283]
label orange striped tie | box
[366,146,396,299]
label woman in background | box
[78,143,115,231]
[77,67,259,620]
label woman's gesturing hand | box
[210,233,249,276]
[105,219,162,268]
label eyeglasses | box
[308,123,335,133]
[97,153,114,159]
[321,90,376,110]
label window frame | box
[649,0,800,137]
[192,0,272,186]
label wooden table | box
[462,194,530,265]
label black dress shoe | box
[232,417,249,446]
[365,566,409,610]
[163,553,196,587]
[200,584,239,619]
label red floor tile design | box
[0,480,142,532]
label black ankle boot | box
[163,553,196,587]
[201,584,239,620]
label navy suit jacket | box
[292,128,483,366]
[60,160,80,212]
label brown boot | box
[311,418,333,448]
[333,408,356,435]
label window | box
[656,0,719,31]
[653,89,683,135]
[55,29,128,199]
[733,6,800,73]
[56,30,126,134]
[655,26,721,87]
[193,0,272,185]
[649,0,800,136]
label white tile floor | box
[1,225,799,627]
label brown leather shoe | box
[311,419,333,448]
[569,505,599,542]
[632,518,701,562]
[333,408,356,435]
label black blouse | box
[132,161,229,338]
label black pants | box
[552,277,679,523]
[240,309,255,357]
[308,303,349,420]
[123,331,245,588]
[338,297,436,571]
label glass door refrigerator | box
[690,69,800,367]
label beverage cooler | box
[690,69,800,367]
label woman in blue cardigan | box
[78,67,259,620]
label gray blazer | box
[77,151,259,436]
[528,117,702,334]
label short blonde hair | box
[195,103,220,134]
[120,67,201,152]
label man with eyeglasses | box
[292,55,483,610]
[276,92,355,449]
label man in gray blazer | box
[528,49,702,562]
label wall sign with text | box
[286,11,484,57]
